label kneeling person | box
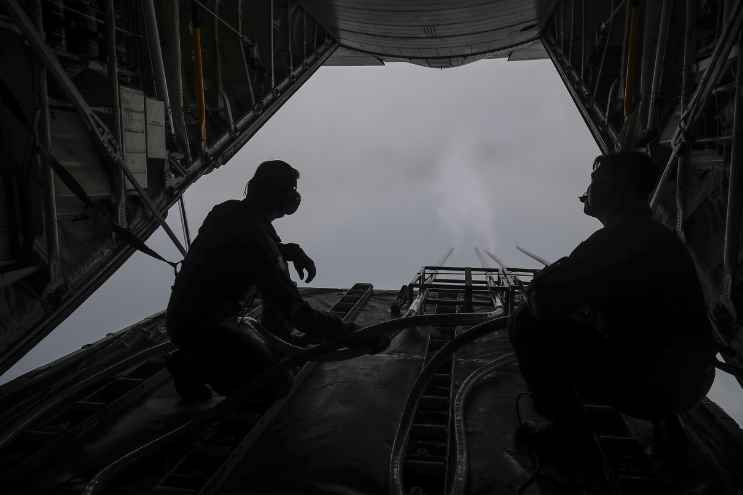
[510,152,717,433]
[166,160,356,401]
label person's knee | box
[204,323,282,396]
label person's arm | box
[251,241,347,338]
[279,242,317,282]
[527,225,636,320]
[253,245,390,352]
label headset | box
[244,178,301,216]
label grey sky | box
[2,60,740,425]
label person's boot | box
[166,350,213,402]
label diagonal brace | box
[4,0,187,256]
[650,1,743,208]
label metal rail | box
[394,249,455,317]
[32,0,61,282]
[646,0,672,131]
[143,0,177,147]
[104,0,126,228]
[401,301,458,493]
[544,31,613,154]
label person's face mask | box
[283,186,301,215]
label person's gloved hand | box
[282,243,317,282]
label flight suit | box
[166,199,348,397]
[510,209,717,420]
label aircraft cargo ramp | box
[0,267,740,495]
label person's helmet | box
[581,152,660,217]
[245,160,301,215]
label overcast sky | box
[2,59,740,424]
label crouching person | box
[510,152,717,444]
[165,160,359,402]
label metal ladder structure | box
[400,265,514,495]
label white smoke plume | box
[429,133,498,260]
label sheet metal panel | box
[304,0,542,67]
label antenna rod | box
[482,249,507,272]
[482,249,515,288]
[474,247,489,268]
[437,248,454,266]
[516,245,551,266]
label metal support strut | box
[650,1,743,208]
[5,0,188,257]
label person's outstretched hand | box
[284,243,317,282]
[294,252,316,282]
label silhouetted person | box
[510,152,717,437]
[166,160,361,402]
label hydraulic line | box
[388,316,510,495]
[82,313,494,495]
[258,312,499,375]
[250,311,499,359]
[449,353,516,495]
